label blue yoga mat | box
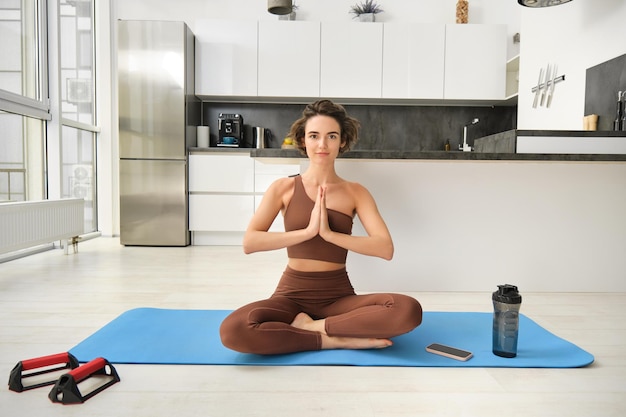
[69,308,594,368]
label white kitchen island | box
[331,157,626,294]
[191,147,626,293]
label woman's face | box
[303,115,343,162]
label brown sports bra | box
[284,175,353,264]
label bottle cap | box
[492,284,522,304]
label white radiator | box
[0,198,84,255]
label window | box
[0,0,47,202]
[0,111,45,202]
[60,0,94,125]
[0,0,98,234]
[59,0,97,233]
[61,125,96,231]
[0,0,45,103]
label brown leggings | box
[219,266,423,355]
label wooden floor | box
[1,237,625,416]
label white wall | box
[517,0,626,130]
[114,0,521,57]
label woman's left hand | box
[318,185,333,240]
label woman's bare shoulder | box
[342,180,370,197]
[339,180,377,213]
[267,175,297,196]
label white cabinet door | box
[258,21,320,97]
[189,154,254,193]
[443,24,507,100]
[189,153,255,234]
[194,20,258,96]
[320,22,383,98]
[382,23,445,99]
[253,160,299,232]
[189,194,253,232]
[253,160,299,193]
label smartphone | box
[425,343,473,361]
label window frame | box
[0,0,50,120]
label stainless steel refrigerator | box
[118,20,200,246]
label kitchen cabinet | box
[254,160,300,232]
[194,19,258,96]
[253,160,299,194]
[320,22,383,98]
[443,24,507,100]
[189,153,254,240]
[188,152,301,243]
[258,21,320,97]
[196,20,507,103]
[189,153,254,193]
[189,194,253,233]
[382,23,445,99]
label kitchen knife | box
[546,64,557,108]
[532,67,543,108]
[540,63,550,107]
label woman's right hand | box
[306,185,323,238]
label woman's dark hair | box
[288,100,360,155]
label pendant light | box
[518,0,572,7]
[268,0,293,15]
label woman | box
[219,100,422,355]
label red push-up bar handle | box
[68,357,107,382]
[21,352,72,371]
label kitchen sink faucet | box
[459,118,479,152]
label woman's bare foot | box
[321,335,393,350]
[290,312,326,334]
[291,312,393,350]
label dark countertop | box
[190,147,251,153]
[246,149,626,162]
[516,130,626,137]
[191,130,626,162]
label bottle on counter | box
[444,139,451,151]
[614,91,623,131]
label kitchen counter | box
[190,147,251,153]
[192,130,626,162]
[249,130,626,162]
[515,130,626,137]
[247,148,626,162]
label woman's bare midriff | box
[287,257,345,272]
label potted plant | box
[349,0,384,22]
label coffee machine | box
[217,113,244,147]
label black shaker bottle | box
[492,284,522,358]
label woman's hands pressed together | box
[307,185,334,243]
